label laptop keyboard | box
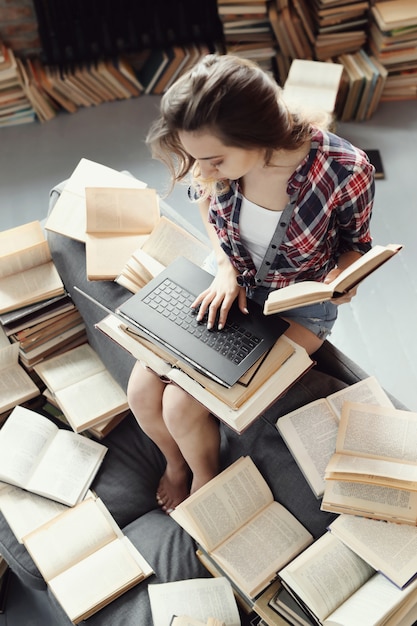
[142,278,262,365]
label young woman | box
[127,54,375,513]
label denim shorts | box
[248,286,338,341]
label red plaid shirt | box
[207,128,374,289]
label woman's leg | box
[127,361,220,511]
[127,363,190,509]
[162,383,220,497]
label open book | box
[264,244,403,315]
[279,531,417,626]
[0,324,40,415]
[148,577,240,626]
[282,59,345,114]
[170,456,313,601]
[116,216,211,293]
[276,376,393,497]
[0,220,65,314]
[329,514,417,589]
[33,343,129,433]
[0,405,106,506]
[96,314,313,433]
[44,157,148,242]
[324,401,417,491]
[23,496,153,624]
[85,186,160,280]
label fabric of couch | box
[0,182,407,625]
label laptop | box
[116,256,289,388]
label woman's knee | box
[162,388,208,436]
[127,362,164,416]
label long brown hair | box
[146,54,327,194]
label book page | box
[0,262,64,314]
[0,482,67,543]
[171,457,274,551]
[335,402,417,462]
[27,429,106,505]
[148,577,240,626]
[141,216,210,268]
[277,398,339,498]
[0,406,57,487]
[0,362,40,413]
[331,244,402,294]
[86,232,149,280]
[45,158,147,242]
[279,533,375,622]
[55,370,128,432]
[326,376,393,417]
[34,343,105,391]
[48,537,148,623]
[0,221,51,278]
[23,498,119,580]
[322,480,417,524]
[85,187,159,234]
[325,572,417,626]
[329,514,417,588]
[212,501,313,598]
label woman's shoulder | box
[311,127,373,174]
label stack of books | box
[305,0,369,60]
[369,0,417,101]
[337,49,388,121]
[217,0,276,73]
[0,41,36,128]
[268,0,314,84]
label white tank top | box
[239,197,282,269]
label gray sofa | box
[0,183,407,625]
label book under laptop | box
[116,256,289,388]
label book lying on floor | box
[23,496,153,624]
[95,313,313,433]
[44,157,148,242]
[148,577,240,626]
[263,243,403,315]
[324,401,417,492]
[276,376,393,497]
[116,216,211,293]
[329,514,417,589]
[170,456,313,602]
[278,531,417,626]
[0,405,106,506]
[0,220,65,314]
[33,342,129,433]
[0,324,40,414]
[85,186,160,280]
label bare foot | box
[190,469,218,496]
[156,464,190,513]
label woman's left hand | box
[325,267,358,304]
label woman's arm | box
[192,199,248,330]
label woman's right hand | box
[191,260,248,330]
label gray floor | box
[0,94,416,623]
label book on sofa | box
[170,456,314,602]
[0,324,40,416]
[0,220,65,314]
[33,342,129,433]
[0,405,106,506]
[278,530,417,626]
[96,313,313,433]
[23,496,154,624]
[276,376,393,497]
